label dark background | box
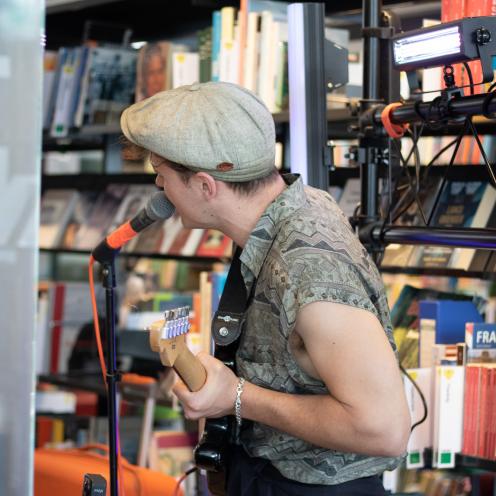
[45,0,441,49]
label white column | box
[0,1,44,494]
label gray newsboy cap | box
[121,81,276,182]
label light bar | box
[393,26,461,66]
[392,16,496,82]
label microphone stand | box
[92,242,122,496]
[89,194,175,496]
[101,259,120,496]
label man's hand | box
[172,352,239,420]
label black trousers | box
[226,446,388,496]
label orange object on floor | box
[34,444,181,496]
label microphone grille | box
[145,191,175,220]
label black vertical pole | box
[102,262,119,496]
[360,0,382,223]
[363,0,381,106]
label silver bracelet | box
[235,377,245,427]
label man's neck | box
[216,174,287,248]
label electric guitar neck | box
[148,307,206,392]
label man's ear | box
[195,172,217,199]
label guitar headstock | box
[148,306,191,367]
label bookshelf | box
[381,265,496,281]
[40,247,228,264]
[42,173,155,190]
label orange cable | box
[89,256,108,381]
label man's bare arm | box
[241,301,411,456]
[173,301,411,457]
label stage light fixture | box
[392,16,496,83]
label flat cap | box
[121,81,276,182]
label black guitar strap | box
[211,246,251,357]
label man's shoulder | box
[275,192,365,266]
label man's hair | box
[119,135,280,195]
[165,159,280,195]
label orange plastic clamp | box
[381,102,409,138]
[121,373,157,385]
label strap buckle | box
[212,311,245,346]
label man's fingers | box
[172,380,190,399]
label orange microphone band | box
[106,221,137,249]
[381,102,409,138]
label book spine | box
[49,283,65,374]
[211,11,221,82]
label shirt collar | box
[239,174,307,284]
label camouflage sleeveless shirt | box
[236,174,404,485]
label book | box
[172,52,200,88]
[219,6,238,84]
[274,39,288,112]
[257,10,274,108]
[152,292,194,313]
[390,285,483,369]
[135,41,170,101]
[36,290,51,375]
[36,416,55,448]
[419,299,483,346]
[43,151,80,175]
[390,284,481,331]
[210,270,228,316]
[42,50,59,130]
[36,390,76,414]
[60,190,100,249]
[465,322,496,363]
[180,229,205,257]
[432,366,465,468]
[47,282,95,374]
[463,364,496,459]
[382,176,443,267]
[158,214,186,255]
[131,219,166,254]
[72,184,129,250]
[198,27,213,83]
[243,11,260,92]
[464,323,496,458]
[419,299,483,367]
[404,368,432,468]
[450,184,496,270]
[108,184,157,247]
[114,185,157,226]
[199,271,213,354]
[166,226,195,256]
[195,229,232,258]
[39,189,79,249]
[337,178,361,219]
[50,47,87,137]
[411,181,488,268]
[77,47,137,127]
[148,430,198,477]
[467,202,496,272]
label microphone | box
[92,191,175,263]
